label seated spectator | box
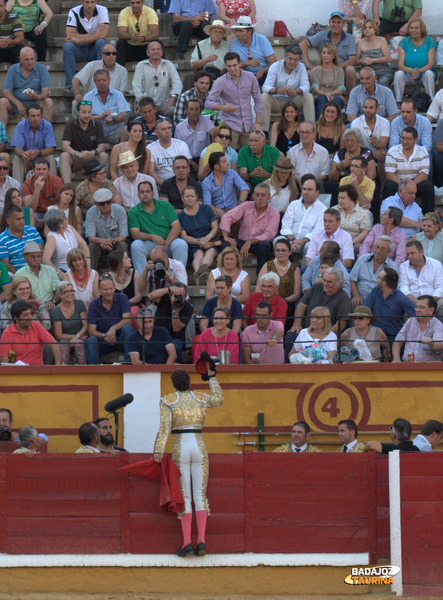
[230,16,275,85]
[0,408,18,440]
[148,120,191,187]
[201,151,248,218]
[75,422,100,453]
[351,98,389,174]
[342,305,390,361]
[0,299,61,365]
[139,245,188,302]
[399,240,443,310]
[389,99,432,154]
[426,87,443,123]
[22,157,63,232]
[273,421,321,453]
[392,295,443,362]
[83,69,131,145]
[59,102,108,184]
[72,43,129,107]
[310,43,345,120]
[62,248,99,307]
[305,208,354,269]
[256,237,301,310]
[0,206,42,274]
[110,120,151,181]
[0,47,53,131]
[205,246,250,305]
[200,274,242,334]
[174,71,212,125]
[243,272,287,327]
[217,0,256,32]
[379,180,423,239]
[280,174,326,261]
[262,44,315,133]
[394,19,437,104]
[169,0,214,61]
[114,151,157,212]
[15,241,58,309]
[189,20,230,75]
[179,186,218,284]
[12,425,41,455]
[359,206,407,265]
[194,305,239,363]
[327,128,376,205]
[412,419,443,452]
[0,187,33,231]
[159,156,202,213]
[411,212,443,265]
[289,266,352,337]
[363,266,416,342]
[242,301,284,364]
[77,161,122,220]
[302,241,352,297]
[116,0,159,66]
[264,157,298,216]
[7,0,52,62]
[174,100,215,170]
[315,100,345,158]
[356,20,394,87]
[42,209,90,275]
[1,275,50,330]
[128,305,177,365]
[433,118,443,190]
[10,103,56,184]
[346,66,399,123]
[131,96,165,145]
[63,0,109,91]
[365,418,420,453]
[339,156,375,212]
[220,182,279,274]
[85,189,129,270]
[337,419,364,453]
[336,184,371,254]
[287,122,330,190]
[152,281,193,363]
[108,249,143,326]
[197,124,238,180]
[132,41,182,117]
[129,181,188,272]
[205,51,263,150]
[237,129,280,190]
[85,273,134,364]
[51,280,88,365]
[299,11,356,92]
[289,306,337,362]
[45,184,82,237]
[350,236,398,305]
[0,130,10,180]
[269,101,301,157]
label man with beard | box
[94,417,126,453]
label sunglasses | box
[135,22,140,32]
[98,200,113,206]
[217,134,231,140]
[153,75,159,87]
[0,166,8,171]
[79,100,92,106]
[103,51,117,56]
[99,272,114,282]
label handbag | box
[274,20,294,39]
[306,22,328,36]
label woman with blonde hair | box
[265,156,299,215]
[289,306,337,362]
[1,276,50,330]
[205,245,250,304]
[316,100,346,157]
[51,280,88,365]
[412,212,443,264]
[356,19,394,87]
[310,43,345,119]
[62,248,99,307]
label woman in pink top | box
[194,306,239,364]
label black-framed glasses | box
[79,100,92,106]
[153,75,159,87]
[103,51,117,56]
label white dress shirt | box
[262,59,310,98]
[352,114,390,152]
[306,227,355,262]
[280,198,326,240]
[398,256,443,298]
[287,142,330,181]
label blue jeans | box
[63,39,107,87]
[85,324,134,365]
[314,95,345,120]
[130,238,188,273]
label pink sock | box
[195,510,207,544]
[180,513,192,547]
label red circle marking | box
[307,382,360,431]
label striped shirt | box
[395,316,443,362]
[0,226,43,270]
[385,143,429,180]
[0,11,24,45]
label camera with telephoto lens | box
[173,295,183,307]
[0,427,12,442]
[390,4,405,20]
[154,258,166,279]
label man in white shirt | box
[132,40,182,118]
[287,122,329,188]
[426,88,443,123]
[114,150,158,212]
[261,45,315,131]
[280,174,326,262]
[148,120,191,186]
[351,97,390,160]
[63,0,109,91]
[305,208,355,269]
[412,420,443,452]
[398,240,443,306]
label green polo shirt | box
[0,261,11,289]
[128,199,178,240]
[237,144,281,187]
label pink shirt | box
[358,224,407,266]
[194,328,240,364]
[220,201,280,242]
[242,320,285,364]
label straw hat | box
[117,150,141,167]
[203,19,229,36]
[273,156,294,173]
[348,306,375,323]
[93,189,113,203]
[23,241,42,254]
[232,16,255,29]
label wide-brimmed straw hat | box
[348,306,375,323]
[273,156,294,172]
[203,19,229,36]
[117,150,141,167]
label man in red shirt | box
[22,157,63,232]
[242,272,287,327]
[0,300,61,365]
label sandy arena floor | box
[0,594,436,600]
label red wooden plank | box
[404,585,443,596]
[7,480,121,500]
[249,484,369,506]
[129,513,244,536]
[401,476,443,501]
[7,517,121,537]
[402,548,443,585]
[402,501,443,526]
[119,452,130,553]
[7,537,122,555]
[252,525,369,553]
[251,500,368,523]
[7,455,124,479]
[244,452,253,553]
[402,527,443,547]
[400,454,443,477]
[0,456,6,553]
[7,500,121,518]
[248,460,369,487]
[367,451,377,564]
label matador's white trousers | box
[172,432,209,514]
